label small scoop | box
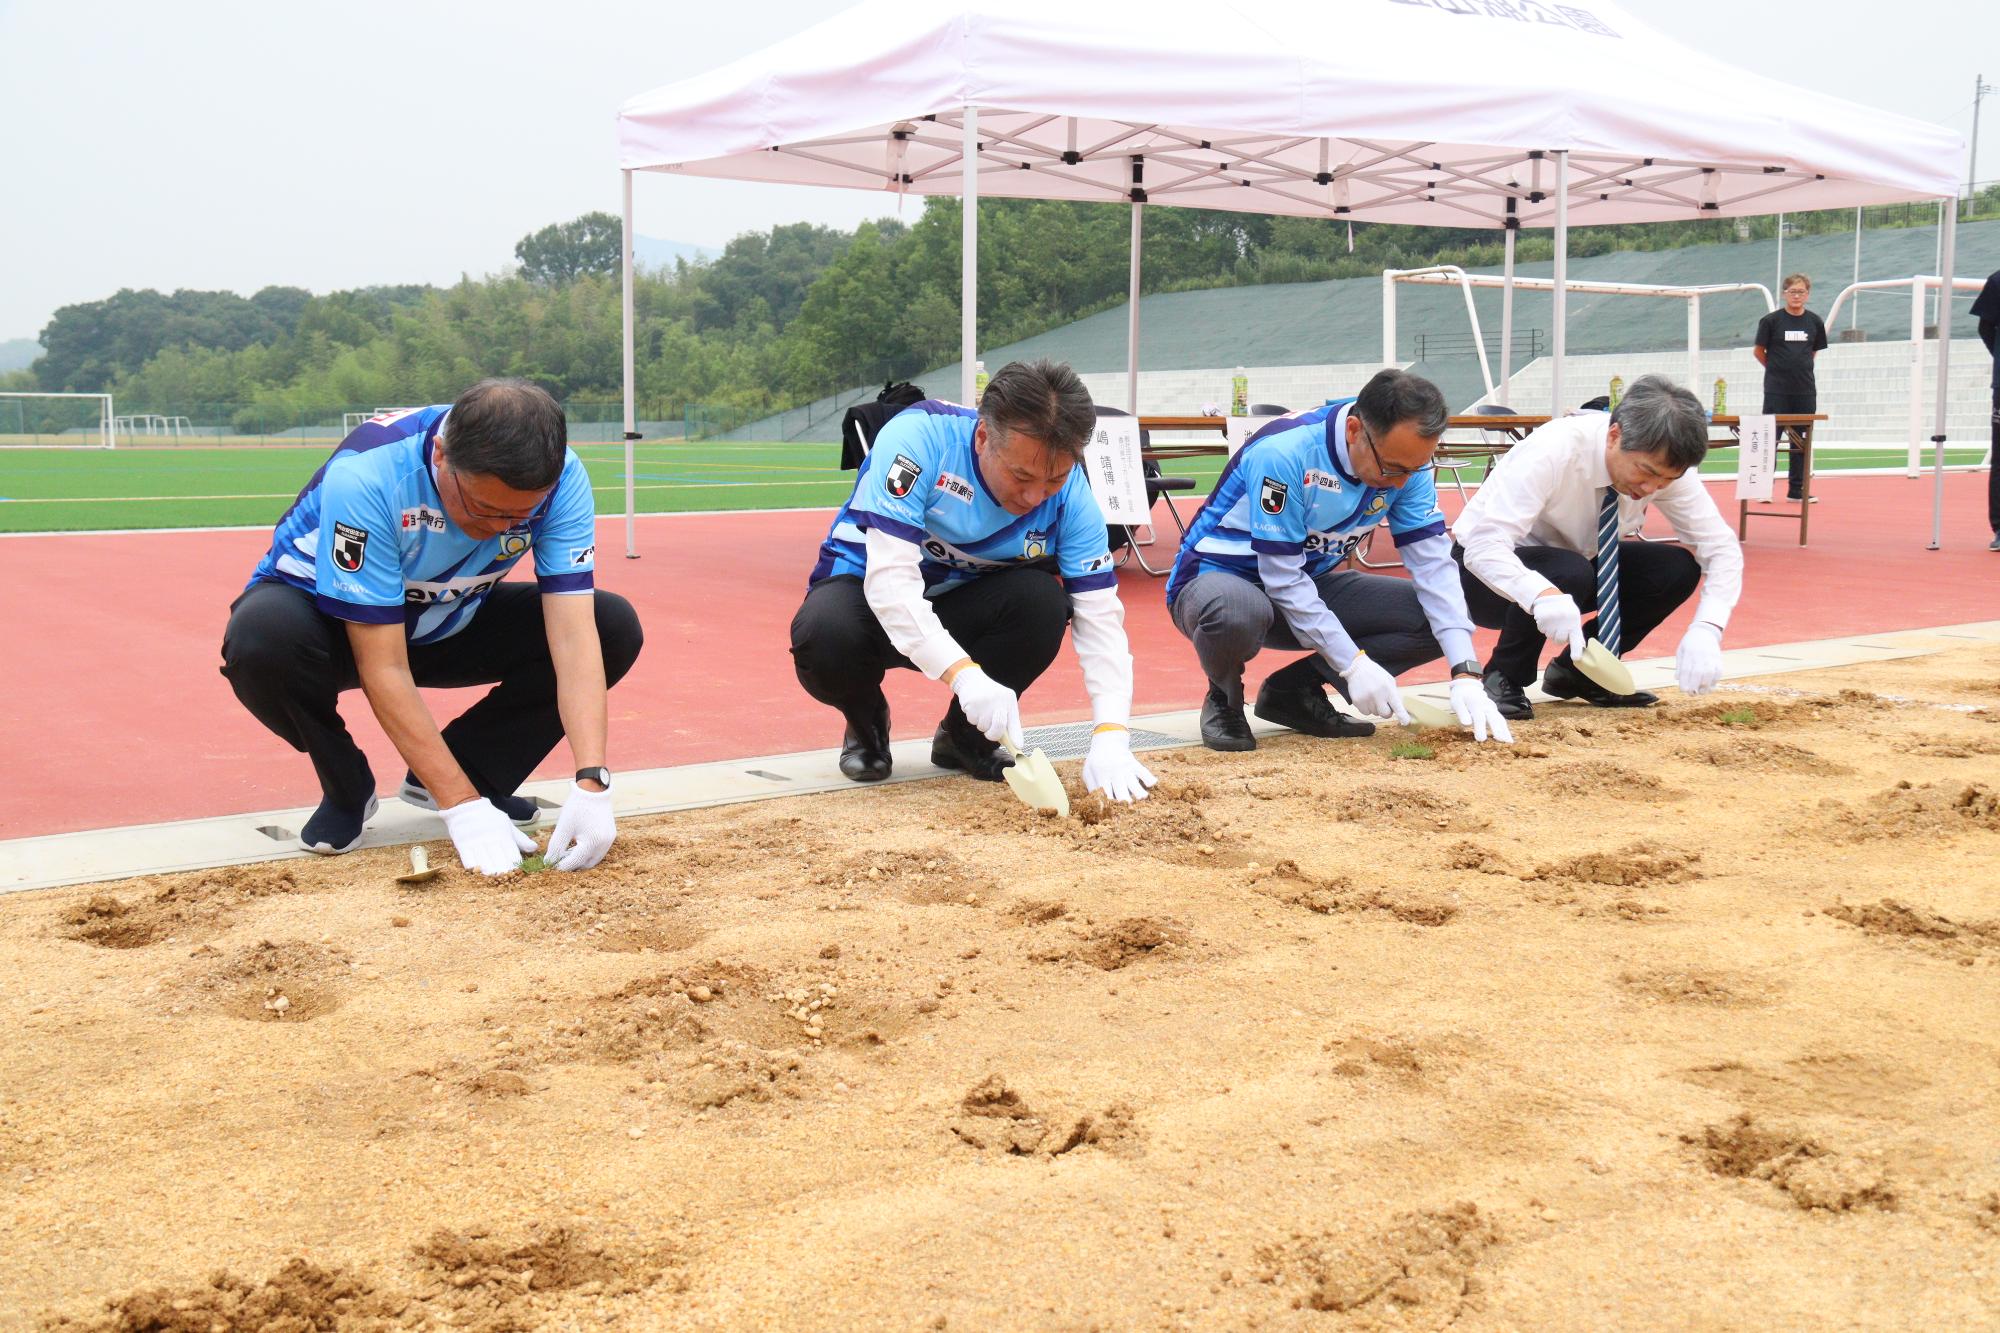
[1000,739,1069,817]
[1401,693,1458,729]
[394,844,441,886]
[1576,638,1637,696]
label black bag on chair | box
[840,380,928,470]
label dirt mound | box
[1670,690,1894,731]
[46,1258,396,1332]
[1619,966,1769,1006]
[1824,899,2000,959]
[56,866,301,950]
[1685,1115,1895,1212]
[1070,916,1188,971]
[952,774,1247,866]
[1324,1033,1470,1083]
[1545,760,1685,801]
[684,1040,806,1109]
[505,879,708,954]
[1251,860,1459,926]
[811,849,995,907]
[1004,898,1070,924]
[536,961,787,1065]
[948,1075,1141,1157]
[413,1224,664,1299]
[1440,840,1514,875]
[1897,736,2000,758]
[1531,842,1701,889]
[1825,781,2000,841]
[1319,785,1489,833]
[172,938,354,1022]
[1253,1201,1498,1322]
[1673,739,1852,775]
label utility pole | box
[1972,73,1995,220]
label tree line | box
[8,192,1986,433]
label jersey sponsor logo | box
[1304,469,1341,492]
[1079,552,1114,574]
[333,577,368,596]
[885,453,923,498]
[400,505,446,533]
[569,544,595,566]
[1022,528,1051,559]
[370,409,417,426]
[332,521,369,572]
[499,531,532,558]
[934,470,974,503]
[1259,477,1289,515]
[404,576,499,606]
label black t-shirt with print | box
[1755,308,1828,394]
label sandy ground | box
[4,641,1999,1331]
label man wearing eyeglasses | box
[221,379,644,873]
[1165,369,1511,750]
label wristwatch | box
[1448,659,1482,680]
[575,766,612,788]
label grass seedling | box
[1718,707,1759,727]
[518,854,550,875]
[1390,741,1436,761]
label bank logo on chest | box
[1304,469,1341,493]
[885,453,923,498]
[400,505,446,533]
[935,471,974,503]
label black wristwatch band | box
[1449,659,1482,679]
[575,766,611,787]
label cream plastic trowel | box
[394,844,441,886]
[1576,638,1638,695]
[1400,693,1459,729]
[1000,739,1069,817]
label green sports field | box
[0,440,1983,534]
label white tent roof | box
[618,0,1963,227]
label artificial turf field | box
[0,438,1985,533]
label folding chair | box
[1094,405,1197,576]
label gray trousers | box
[1169,569,1444,705]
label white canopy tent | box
[615,0,1966,552]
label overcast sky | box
[2,0,1996,341]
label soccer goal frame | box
[0,391,114,448]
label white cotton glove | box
[1531,592,1587,658]
[950,665,1025,751]
[1341,653,1411,725]
[440,797,537,876]
[1676,621,1725,696]
[1449,675,1516,745]
[1082,727,1157,803]
[547,782,616,872]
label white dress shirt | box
[1453,412,1743,631]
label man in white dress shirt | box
[1452,375,1741,719]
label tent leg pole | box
[961,107,979,406]
[1128,199,1142,415]
[621,169,638,560]
[1930,207,1957,550]
[1498,223,1515,408]
[1551,151,1568,417]
[1687,293,1701,408]
[1909,278,1925,476]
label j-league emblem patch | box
[1259,478,1289,515]
[885,454,923,498]
[332,521,369,573]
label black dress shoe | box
[1541,657,1658,708]
[1254,678,1376,738]
[1200,685,1257,752]
[930,715,1014,782]
[838,697,892,782]
[1482,667,1534,721]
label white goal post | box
[0,392,114,448]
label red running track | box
[2,472,1996,840]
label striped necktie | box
[1595,487,1622,655]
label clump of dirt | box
[1685,1115,1896,1212]
[1619,966,1769,1006]
[174,938,353,1022]
[1824,781,2000,841]
[412,1224,664,1298]
[1251,860,1459,926]
[1584,898,1673,922]
[56,866,302,950]
[1674,739,1853,775]
[1319,785,1489,833]
[1004,898,1070,924]
[46,1258,397,1332]
[1897,736,2000,758]
[1441,840,1514,875]
[506,880,708,954]
[1253,1201,1498,1322]
[954,775,1247,866]
[463,1070,533,1099]
[1072,917,1188,971]
[1545,760,1685,801]
[1531,842,1702,889]
[811,849,996,907]
[684,1040,805,1109]
[947,1075,1140,1157]
[1824,899,2000,959]
[537,962,783,1065]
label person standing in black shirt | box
[1754,273,1829,501]
[1972,267,2000,551]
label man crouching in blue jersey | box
[220,379,643,873]
[790,359,1156,802]
[1165,369,1512,751]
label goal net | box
[0,392,114,448]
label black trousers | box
[220,580,644,810]
[1454,541,1701,687]
[1762,388,1817,494]
[1990,389,1999,535]
[790,570,1070,723]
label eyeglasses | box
[447,466,544,523]
[1358,421,1433,481]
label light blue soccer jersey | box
[246,406,598,645]
[1164,400,1448,605]
[810,401,1117,597]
